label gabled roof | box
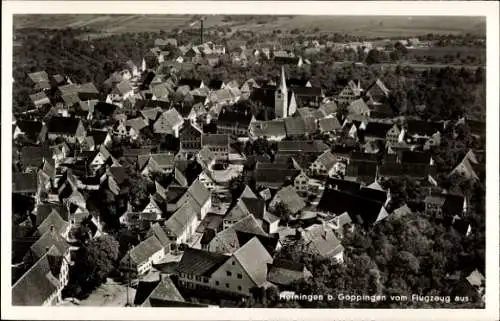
[250,120,287,138]
[201,134,229,147]
[267,259,309,286]
[140,107,163,121]
[319,101,338,115]
[254,167,300,189]
[233,237,273,286]
[164,201,198,238]
[314,150,338,170]
[406,120,444,137]
[318,188,386,227]
[138,153,176,171]
[28,71,49,84]
[302,224,343,257]
[128,235,164,266]
[366,78,390,97]
[318,117,341,132]
[15,120,46,140]
[143,276,185,306]
[147,223,171,249]
[277,140,329,154]
[46,116,81,135]
[186,178,211,208]
[12,246,60,306]
[217,109,253,128]
[151,82,172,100]
[291,86,323,97]
[348,98,370,115]
[155,108,184,132]
[29,229,70,262]
[362,122,393,139]
[12,172,38,193]
[270,185,306,214]
[176,248,229,276]
[37,210,69,236]
[126,117,149,132]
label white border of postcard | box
[2,1,499,320]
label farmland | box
[13,14,486,39]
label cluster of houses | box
[11,35,485,306]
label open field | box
[14,14,485,38]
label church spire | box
[280,66,287,91]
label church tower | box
[274,66,288,119]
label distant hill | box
[13,14,486,38]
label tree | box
[66,234,120,298]
[365,49,386,65]
[272,201,293,225]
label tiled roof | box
[12,172,38,193]
[270,185,306,214]
[277,140,329,154]
[234,237,273,286]
[250,120,286,138]
[348,98,370,115]
[314,150,338,170]
[46,116,81,135]
[145,276,185,306]
[318,117,341,132]
[267,259,307,286]
[12,246,60,306]
[129,235,164,266]
[319,101,338,115]
[28,71,49,83]
[15,120,45,140]
[37,210,69,236]
[29,230,70,262]
[201,133,229,147]
[176,248,228,276]
[302,224,343,257]
[291,86,323,97]
[147,223,171,249]
[217,109,253,128]
[164,201,197,238]
[126,117,149,132]
[254,168,300,189]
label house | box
[120,235,165,275]
[30,91,51,108]
[347,98,370,116]
[177,178,212,221]
[318,117,342,134]
[108,80,134,103]
[309,150,338,177]
[326,211,354,238]
[28,70,50,87]
[406,120,445,139]
[164,201,199,245]
[36,209,71,238]
[249,120,287,141]
[201,134,230,160]
[177,237,273,297]
[284,115,316,137]
[337,80,363,105]
[360,122,393,142]
[151,83,172,101]
[267,259,312,289]
[13,120,47,143]
[153,108,184,137]
[269,185,306,215]
[277,140,329,157]
[365,78,390,103]
[134,275,186,307]
[211,214,268,253]
[137,153,176,176]
[293,171,311,196]
[12,172,38,195]
[448,150,480,182]
[124,117,149,140]
[317,187,389,228]
[465,269,485,301]
[46,116,86,143]
[274,56,303,67]
[178,78,204,90]
[179,122,203,159]
[299,224,344,262]
[216,108,254,136]
[424,193,467,218]
[254,164,300,190]
[106,166,128,195]
[12,246,68,306]
[290,87,324,107]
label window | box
[203,277,209,283]
[196,276,201,281]
[226,271,232,277]
[238,286,242,291]
[231,261,235,266]
[237,273,242,279]
[215,281,220,286]
[225,283,229,288]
